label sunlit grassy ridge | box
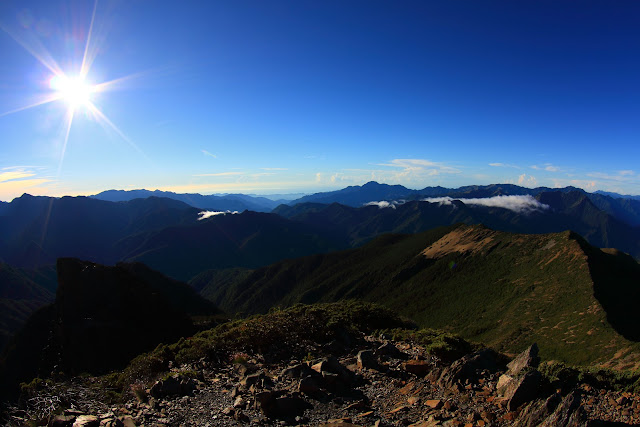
[200,224,640,367]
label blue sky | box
[1,0,639,201]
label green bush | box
[113,301,410,390]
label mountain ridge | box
[198,223,640,367]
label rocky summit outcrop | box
[7,336,640,426]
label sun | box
[50,74,96,110]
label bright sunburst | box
[50,74,97,110]
[0,0,145,173]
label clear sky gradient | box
[1,1,639,201]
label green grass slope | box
[203,224,640,367]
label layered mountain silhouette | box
[198,224,640,367]
[288,181,640,228]
[0,258,222,398]
[119,210,348,281]
[0,194,202,268]
[276,190,640,259]
[91,189,284,212]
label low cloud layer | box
[364,200,404,209]
[198,210,239,220]
[422,195,550,214]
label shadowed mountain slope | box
[202,224,640,367]
[0,263,56,353]
[120,210,348,281]
[0,195,201,269]
[0,258,222,398]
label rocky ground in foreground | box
[5,333,640,427]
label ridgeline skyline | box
[1,0,639,202]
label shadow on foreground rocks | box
[7,337,640,426]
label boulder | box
[149,374,196,398]
[539,391,584,427]
[438,348,501,389]
[506,344,540,376]
[497,345,543,410]
[299,375,321,394]
[241,371,266,387]
[281,363,314,379]
[503,370,542,411]
[513,392,562,427]
[255,390,311,419]
[403,360,431,376]
[516,391,584,426]
[356,350,379,370]
[376,342,408,360]
[50,415,76,427]
[72,415,99,427]
[312,356,353,384]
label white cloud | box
[422,195,549,214]
[587,171,637,182]
[517,174,538,187]
[198,210,239,220]
[489,162,519,169]
[531,163,560,172]
[201,150,217,159]
[364,200,404,209]
[0,170,36,183]
[380,159,460,174]
[0,167,54,201]
[377,158,461,184]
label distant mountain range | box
[287,181,640,228]
[91,189,285,213]
[0,183,638,277]
[88,183,640,227]
[0,194,201,268]
[196,223,640,367]
[275,190,640,259]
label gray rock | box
[376,342,408,360]
[514,392,562,427]
[357,350,378,370]
[50,415,76,427]
[121,416,136,427]
[438,348,500,388]
[505,370,542,411]
[281,363,314,379]
[312,356,353,384]
[99,419,124,427]
[507,344,540,376]
[299,375,321,394]
[72,415,99,427]
[149,374,197,398]
[540,391,584,427]
[241,371,265,387]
